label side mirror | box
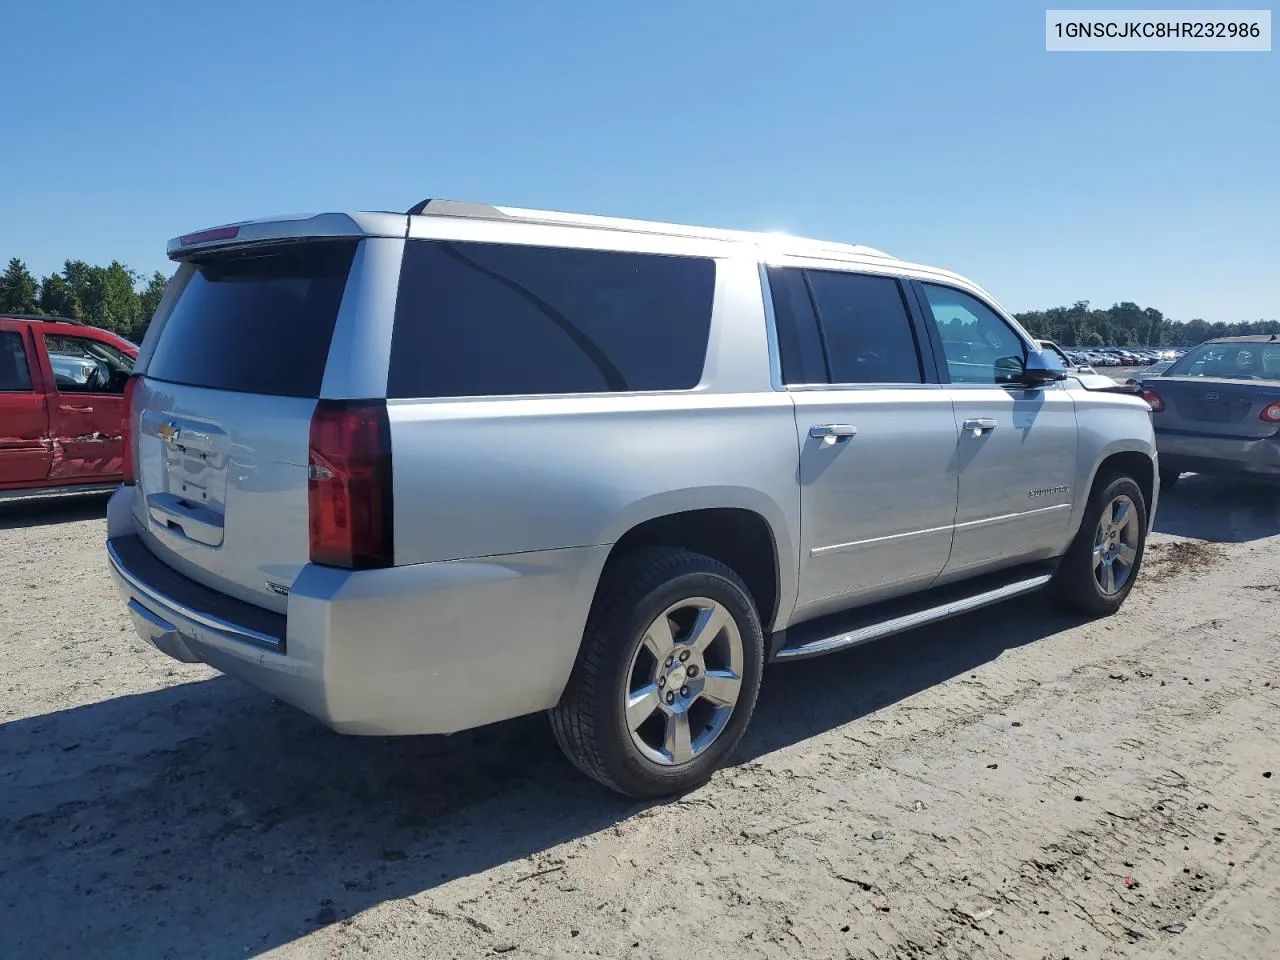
[1019,349,1069,386]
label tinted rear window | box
[806,271,923,384]
[766,266,828,385]
[147,241,356,397]
[388,240,715,399]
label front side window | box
[921,284,1027,384]
[0,331,33,392]
[389,240,715,399]
[804,271,923,384]
[1168,341,1280,380]
[43,334,134,394]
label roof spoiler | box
[166,212,408,260]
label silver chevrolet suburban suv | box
[106,200,1159,797]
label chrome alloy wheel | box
[1093,494,1140,595]
[624,597,745,766]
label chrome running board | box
[775,573,1053,661]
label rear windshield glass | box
[388,240,715,399]
[1168,341,1280,380]
[146,241,356,397]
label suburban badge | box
[1029,485,1070,498]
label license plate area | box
[139,412,231,547]
[1187,401,1236,423]
[1178,394,1251,425]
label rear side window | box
[388,240,715,399]
[766,266,828,385]
[805,271,923,384]
[147,241,356,397]
[0,331,32,391]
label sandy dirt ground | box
[2,475,1277,960]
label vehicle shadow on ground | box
[0,493,111,531]
[1154,473,1280,542]
[0,596,1077,959]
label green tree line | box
[0,256,170,343]
[2,254,1275,349]
[1013,300,1279,349]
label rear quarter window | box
[146,241,356,398]
[388,240,716,399]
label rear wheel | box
[550,549,764,798]
[1051,473,1149,616]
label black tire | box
[1051,473,1149,616]
[1160,467,1181,491]
[549,548,765,798]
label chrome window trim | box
[811,502,1071,559]
[785,381,944,393]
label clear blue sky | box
[2,0,1275,323]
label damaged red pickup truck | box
[1,315,139,501]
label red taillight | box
[121,375,140,484]
[179,226,240,246]
[1261,402,1280,423]
[1142,389,1165,413]
[308,400,394,569]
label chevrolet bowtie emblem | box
[158,421,179,443]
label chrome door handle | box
[963,417,998,436]
[809,424,858,440]
[60,405,93,413]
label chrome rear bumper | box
[107,536,285,654]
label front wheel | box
[549,549,765,798]
[1051,474,1149,616]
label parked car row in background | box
[1063,346,1185,369]
[0,314,138,501]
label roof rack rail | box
[404,198,893,259]
[406,198,510,219]
[0,313,85,325]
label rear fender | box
[594,485,798,632]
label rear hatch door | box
[132,239,358,613]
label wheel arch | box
[593,487,797,631]
[1091,447,1157,521]
[1069,439,1158,542]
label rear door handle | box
[962,417,998,436]
[809,424,858,440]
[59,405,94,413]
